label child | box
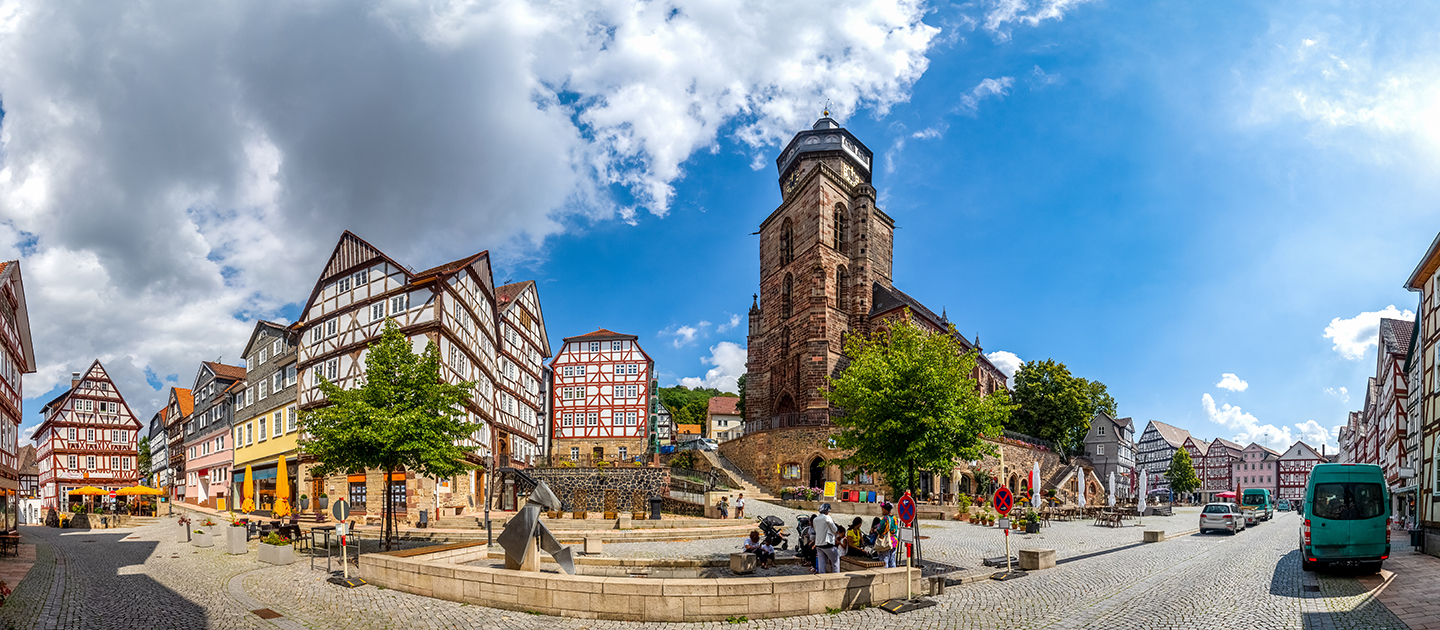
[744,530,775,568]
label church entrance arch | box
[809,457,825,492]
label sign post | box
[879,491,936,614]
[990,487,1024,581]
[329,499,366,588]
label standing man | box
[812,503,840,573]
[735,493,746,519]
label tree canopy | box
[137,436,152,481]
[823,313,1013,497]
[657,385,737,436]
[299,319,479,549]
[1007,359,1116,456]
[1166,448,1202,496]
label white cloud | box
[1031,65,1060,86]
[0,0,940,413]
[679,342,747,393]
[1216,373,1249,392]
[979,0,1096,42]
[1322,305,1414,360]
[959,77,1015,114]
[985,350,1023,388]
[716,314,742,334]
[1325,386,1350,403]
[883,124,947,173]
[1201,393,1337,451]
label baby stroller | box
[758,515,789,550]
[795,515,816,565]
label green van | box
[1300,463,1390,572]
[1241,488,1275,524]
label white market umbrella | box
[1137,469,1148,514]
[1032,461,1041,509]
[1108,471,1116,507]
[1076,467,1086,510]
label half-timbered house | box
[163,387,194,503]
[296,231,550,523]
[1180,436,1210,503]
[1136,421,1191,493]
[0,261,36,526]
[182,361,245,509]
[1278,441,1325,504]
[1202,438,1243,503]
[34,361,142,510]
[549,329,655,464]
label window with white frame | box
[562,414,573,427]
[612,341,622,351]
[258,417,267,441]
[355,269,369,285]
[259,380,268,400]
[245,423,253,445]
[618,447,627,459]
[326,319,338,339]
[68,455,76,469]
[259,347,269,364]
[588,413,598,426]
[285,364,297,386]
[589,342,600,352]
[272,339,283,356]
[273,411,282,437]
[1097,444,1105,456]
[287,406,297,432]
[371,302,385,322]
[326,358,338,380]
[338,276,351,292]
[273,371,283,392]
[245,388,253,406]
[391,295,408,314]
[570,447,579,460]
[87,456,95,469]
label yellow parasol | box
[272,457,290,518]
[116,485,164,496]
[69,486,106,495]
[241,465,254,513]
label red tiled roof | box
[204,361,247,382]
[0,262,8,275]
[414,251,488,279]
[496,281,528,305]
[707,396,740,416]
[174,388,194,417]
[562,328,638,343]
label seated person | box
[744,530,775,568]
[843,517,870,557]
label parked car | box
[1300,463,1389,573]
[1199,502,1245,534]
[1241,488,1275,525]
[1277,499,1291,511]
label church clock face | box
[784,169,801,194]
[840,163,860,186]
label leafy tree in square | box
[300,319,478,550]
[822,312,1013,497]
[1008,359,1117,456]
[1166,448,1202,497]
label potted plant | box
[299,494,310,510]
[1024,508,1041,534]
[780,487,794,501]
[191,529,213,548]
[226,516,248,555]
[201,518,219,537]
[318,493,329,510]
[258,532,294,565]
[176,516,192,543]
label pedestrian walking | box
[735,493,746,519]
[812,503,840,573]
[876,502,899,568]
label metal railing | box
[743,410,834,435]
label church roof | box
[775,116,875,182]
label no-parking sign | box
[897,492,916,527]
[993,487,1014,516]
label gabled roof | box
[241,320,291,360]
[171,388,194,418]
[563,328,637,343]
[299,231,494,327]
[17,444,37,476]
[707,396,740,416]
[0,261,36,374]
[1114,416,1134,429]
[1282,441,1323,460]
[203,361,247,383]
[1211,437,1244,451]
[414,250,489,280]
[495,280,552,358]
[1379,318,1414,357]
[1185,437,1211,455]
[1145,421,1192,448]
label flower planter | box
[226,526,248,554]
[318,498,329,510]
[299,499,310,510]
[191,532,213,548]
[573,511,587,519]
[177,525,190,543]
[259,542,295,565]
[1025,522,1040,534]
[603,511,617,520]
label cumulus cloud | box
[0,0,940,416]
[985,350,1023,388]
[679,341,746,393]
[979,0,1096,42]
[1201,393,1336,450]
[1323,305,1414,360]
[659,321,711,349]
[1325,386,1350,403]
[1216,373,1249,392]
[716,314,742,334]
[959,77,1015,114]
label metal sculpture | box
[496,481,575,574]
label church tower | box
[745,115,895,430]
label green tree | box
[735,375,747,419]
[300,319,478,550]
[1166,448,1202,496]
[822,313,1013,497]
[137,436,152,481]
[657,385,737,438]
[1009,359,1116,456]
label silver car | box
[1199,503,1245,534]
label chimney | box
[71,372,81,388]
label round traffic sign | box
[993,487,1014,515]
[332,498,350,522]
[897,492,916,526]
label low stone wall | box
[360,545,922,622]
[527,467,670,513]
[777,500,952,520]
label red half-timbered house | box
[549,329,654,464]
[1278,440,1324,504]
[34,361,142,510]
[0,261,36,527]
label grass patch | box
[725,615,749,623]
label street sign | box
[332,498,350,522]
[993,487,1014,515]
[897,492,916,526]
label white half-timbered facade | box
[1278,441,1325,503]
[34,361,142,510]
[549,329,655,463]
[0,262,36,514]
[493,281,551,465]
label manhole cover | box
[251,609,283,620]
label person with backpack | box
[875,502,899,568]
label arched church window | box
[780,218,794,265]
[781,273,793,319]
[780,325,790,351]
[836,266,849,311]
[833,205,847,252]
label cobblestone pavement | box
[0,510,1416,629]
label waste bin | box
[649,497,663,520]
[1411,529,1425,551]
[418,510,428,529]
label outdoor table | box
[0,533,18,557]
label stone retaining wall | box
[360,545,923,622]
[527,467,670,512]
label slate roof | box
[707,397,740,416]
[1148,421,1192,448]
[868,282,1010,379]
[203,361,247,382]
[1115,416,1134,429]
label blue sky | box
[6,0,1438,451]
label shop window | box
[781,463,801,479]
[349,481,367,509]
